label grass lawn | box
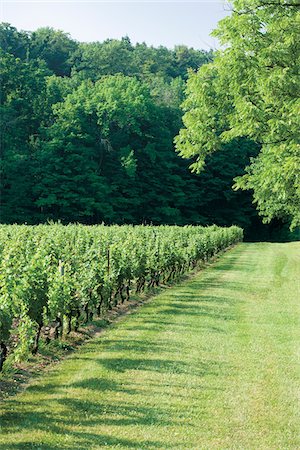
[0,242,299,449]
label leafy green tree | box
[72,37,137,81]
[29,27,78,76]
[33,80,112,222]
[0,22,277,236]
[189,140,261,232]
[136,44,176,79]
[73,38,213,82]
[175,0,300,229]
[173,45,213,79]
[32,75,186,224]
[0,52,49,223]
[0,23,30,59]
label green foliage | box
[1,242,299,448]
[29,27,78,76]
[233,142,300,230]
[0,51,49,223]
[175,0,300,229]
[0,305,12,344]
[0,21,284,237]
[73,37,137,81]
[13,314,36,362]
[0,23,30,59]
[72,38,212,82]
[120,147,137,178]
[0,224,242,365]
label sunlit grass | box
[0,243,299,449]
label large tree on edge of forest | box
[175,0,300,229]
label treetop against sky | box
[2,0,230,50]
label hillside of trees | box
[0,23,295,240]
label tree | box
[33,75,189,224]
[0,52,49,223]
[175,0,300,229]
[0,23,30,59]
[173,45,213,79]
[33,80,113,223]
[29,27,78,76]
[72,38,137,81]
[0,22,276,234]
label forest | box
[1,22,291,240]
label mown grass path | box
[0,243,299,449]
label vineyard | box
[0,224,242,371]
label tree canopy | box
[1,21,296,239]
[175,0,300,229]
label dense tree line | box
[1,22,293,239]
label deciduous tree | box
[175,0,300,229]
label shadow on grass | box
[0,393,182,449]
[0,432,165,450]
[91,356,228,377]
[0,244,249,449]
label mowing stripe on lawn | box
[0,242,299,449]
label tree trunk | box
[74,308,80,332]
[126,284,130,301]
[32,322,43,355]
[0,343,7,372]
[120,285,126,303]
[67,313,72,335]
[84,302,89,323]
[54,316,62,339]
[97,293,103,317]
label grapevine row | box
[0,224,243,370]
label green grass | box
[0,242,299,449]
